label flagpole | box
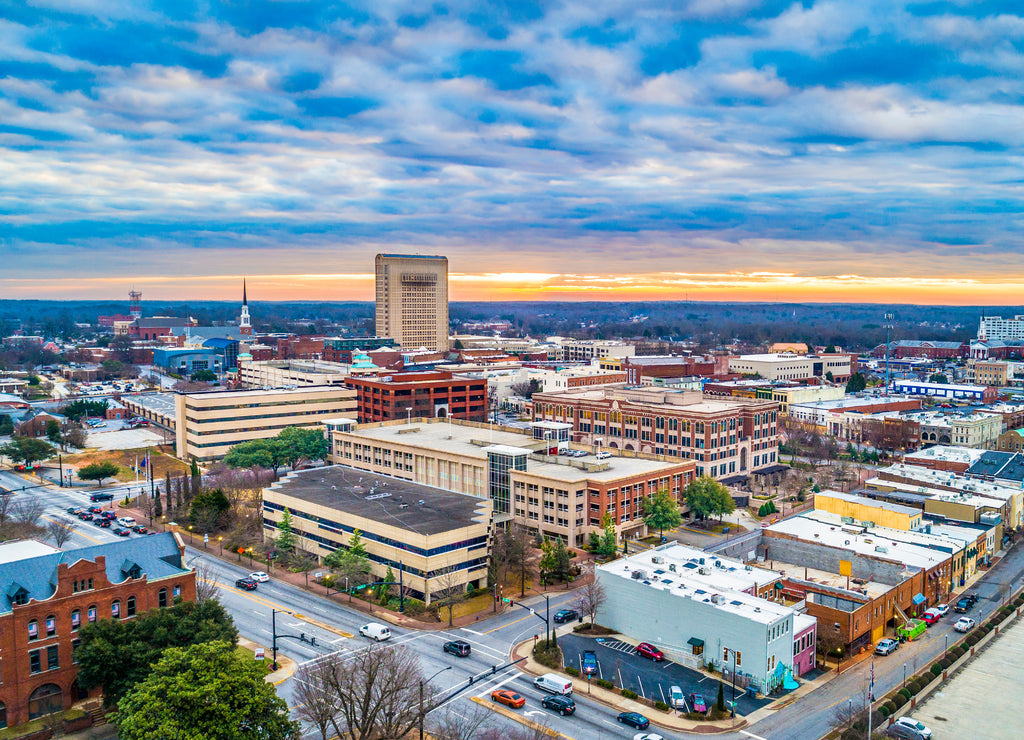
[867,655,874,739]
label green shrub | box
[565,666,580,677]
[930,663,943,676]
[939,656,953,669]
[594,678,614,690]
[898,688,912,701]
[891,693,907,709]
[621,689,639,700]
[655,700,670,712]
[403,598,426,616]
[532,640,562,670]
[883,700,897,716]
[879,704,891,718]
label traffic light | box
[310,636,317,646]
[300,632,307,643]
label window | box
[111,600,121,619]
[127,596,136,618]
[158,588,167,608]
[173,585,182,597]
[45,615,56,637]
[72,639,81,664]
[71,610,81,630]
[29,650,41,674]
[46,645,59,671]
[28,620,38,641]
[87,606,97,623]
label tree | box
[154,480,163,519]
[324,548,372,600]
[61,399,109,421]
[510,378,542,398]
[45,518,76,549]
[846,372,867,393]
[348,528,368,557]
[63,426,87,449]
[190,457,202,501]
[428,703,492,740]
[376,565,396,603]
[574,578,606,626]
[114,641,299,740]
[711,485,736,522]
[275,508,296,551]
[190,369,217,382]
[77,598,238,707]
[432,566,466,626]
[684,476,729,522]
[294,551,319,588]
[329,643,427,740]
[276,426,329,468]
[0,414,13,436]
[189,487,231,533]
[716,679,725,712]
[642,489,682,539]
[223,438,279,472]
[929,372,949,384]
[12,498,46,527]
[78,460,121,486]
[597,512,617,558]
[538,537,573,585]
[293,657,344,740]
[194,561,221,603]
[0,437,54,466]
[45,418,62,445]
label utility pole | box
[867,656,875,740]
[884,312,895,396]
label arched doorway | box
[28,684,62,720]
[434,405,448,418]
[609,441,618,449]
[624,444,634,452]
[70,678,86,702]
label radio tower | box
[129,289,142,319]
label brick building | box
[0,535,195,729]
[346,370,488,424]
[621,355,730,385]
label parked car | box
[112,527,131,537]
[66,507,81,515]
[669,685,686,710]
[443,640,471,657]
[875,638,900,656]
[249,571,270,583]
[88,506,104,514]
[101,511,117,520]
[954,594,978,612]
[132,525,148,534]
[78,512,94,521]
[116,516,136,528]
[633,735,665,740]
[235,577,258,591]
[617,712,650,730]
[890,717,933,740]
[934,603,949,616]
[954,616,976,632]
[922,608,942,625]
[93,519,111,528]
[541,695,575,716]
[553,609,579,623]
[688,693,708,714]
[581,650,598,676]
[490,690,526,709]
[636,642,664,661]
[89,493,114,502]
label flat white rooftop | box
[624,543,782,593]
[804,510,965,555]
[905,446,988,466]
[0,540,61,565]
[878,464,1020,503]
[768,558,891,599]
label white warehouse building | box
[595,545,815,692]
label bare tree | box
[329,644,427,740]
[0,493,14,528]
[45,518,77,549]
[293,551,319,588]
[293,658,343,740]
[478,722,551,740]
[574,578,606,626]
[431,567,466,627]
[428,703,492,740]
[39,708,65,739]
[12,498,45,527]
[193,561,220,603]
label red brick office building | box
[0,535,195,729]
[346,370,488,423]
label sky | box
[2,0,1024,304]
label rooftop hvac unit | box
[631,569,647,580]
[669,563,677,572]
[875,546,888,553]
[744,564,753,571]
[698,567,708,575]
[651,556,663,564]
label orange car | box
[491,689,526,709]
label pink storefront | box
[793,614,817,676]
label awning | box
[912,593,926,605]
[687,637,705,648]
[754,464,790,476]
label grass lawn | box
[235,644,273,675]
[61,447,189,483]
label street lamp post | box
[218,536,223,555]
[419,666,452,740]
[730,647,737,718]
[522,585,551,644]
[903,662,907,689]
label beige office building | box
[263,466,492,603]
[375,254,449,352]
[237,360,350,388]
[175,386,356,462]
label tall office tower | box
[375,253,449,351]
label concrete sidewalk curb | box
[470,696,568,738]
[511,638,750,734]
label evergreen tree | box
[376,565,395,602]
[190,457,202,501]
[276,508,296,551]
[598,512,617,558]
[348,529,367,557]
[163,471,171,514]
[717,680,725,712]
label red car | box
[636,642,665,662]
[491,690,526,709]
[922,608,942,625]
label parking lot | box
[559,634,771,717]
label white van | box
[359,623,392,642]
[534,673,573,695]
[116,517,136,528]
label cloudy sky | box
[2,0,1023,303]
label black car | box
[93,518,111,528]
[954,595,977,613]
[132,525,149,534]
[443,640,471,657]
[112,527,131,537]
[89,493,114,502]
[582,650,598,676]
[66,507,81,515]
[78,512,94,521]
[616,711,650,729]
[541,695,576,716]
[235,578,258,591]
[553,609,579,623]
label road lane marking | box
[740,730,768,740]
[206,579,354,638]
[469,696,572,739]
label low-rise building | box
[0,535,195,728]
[262,466,492,603]
[893,379,998,403]
[596,544,812,691]
[903,409,1002,449]
[903,445,987,473]
[346,370,488,424]
[175,386,357,462]
[728,353,854,383]
[237,359,352,388]
[814,490,924,531]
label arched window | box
[127,596,136,618]
[111,600,121,619]
[71,609,81,631]
[28,619,38,641]
[45,615,56,637]
[158,588,167,608]
[87,605,97,623]
[28,684,62,720]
